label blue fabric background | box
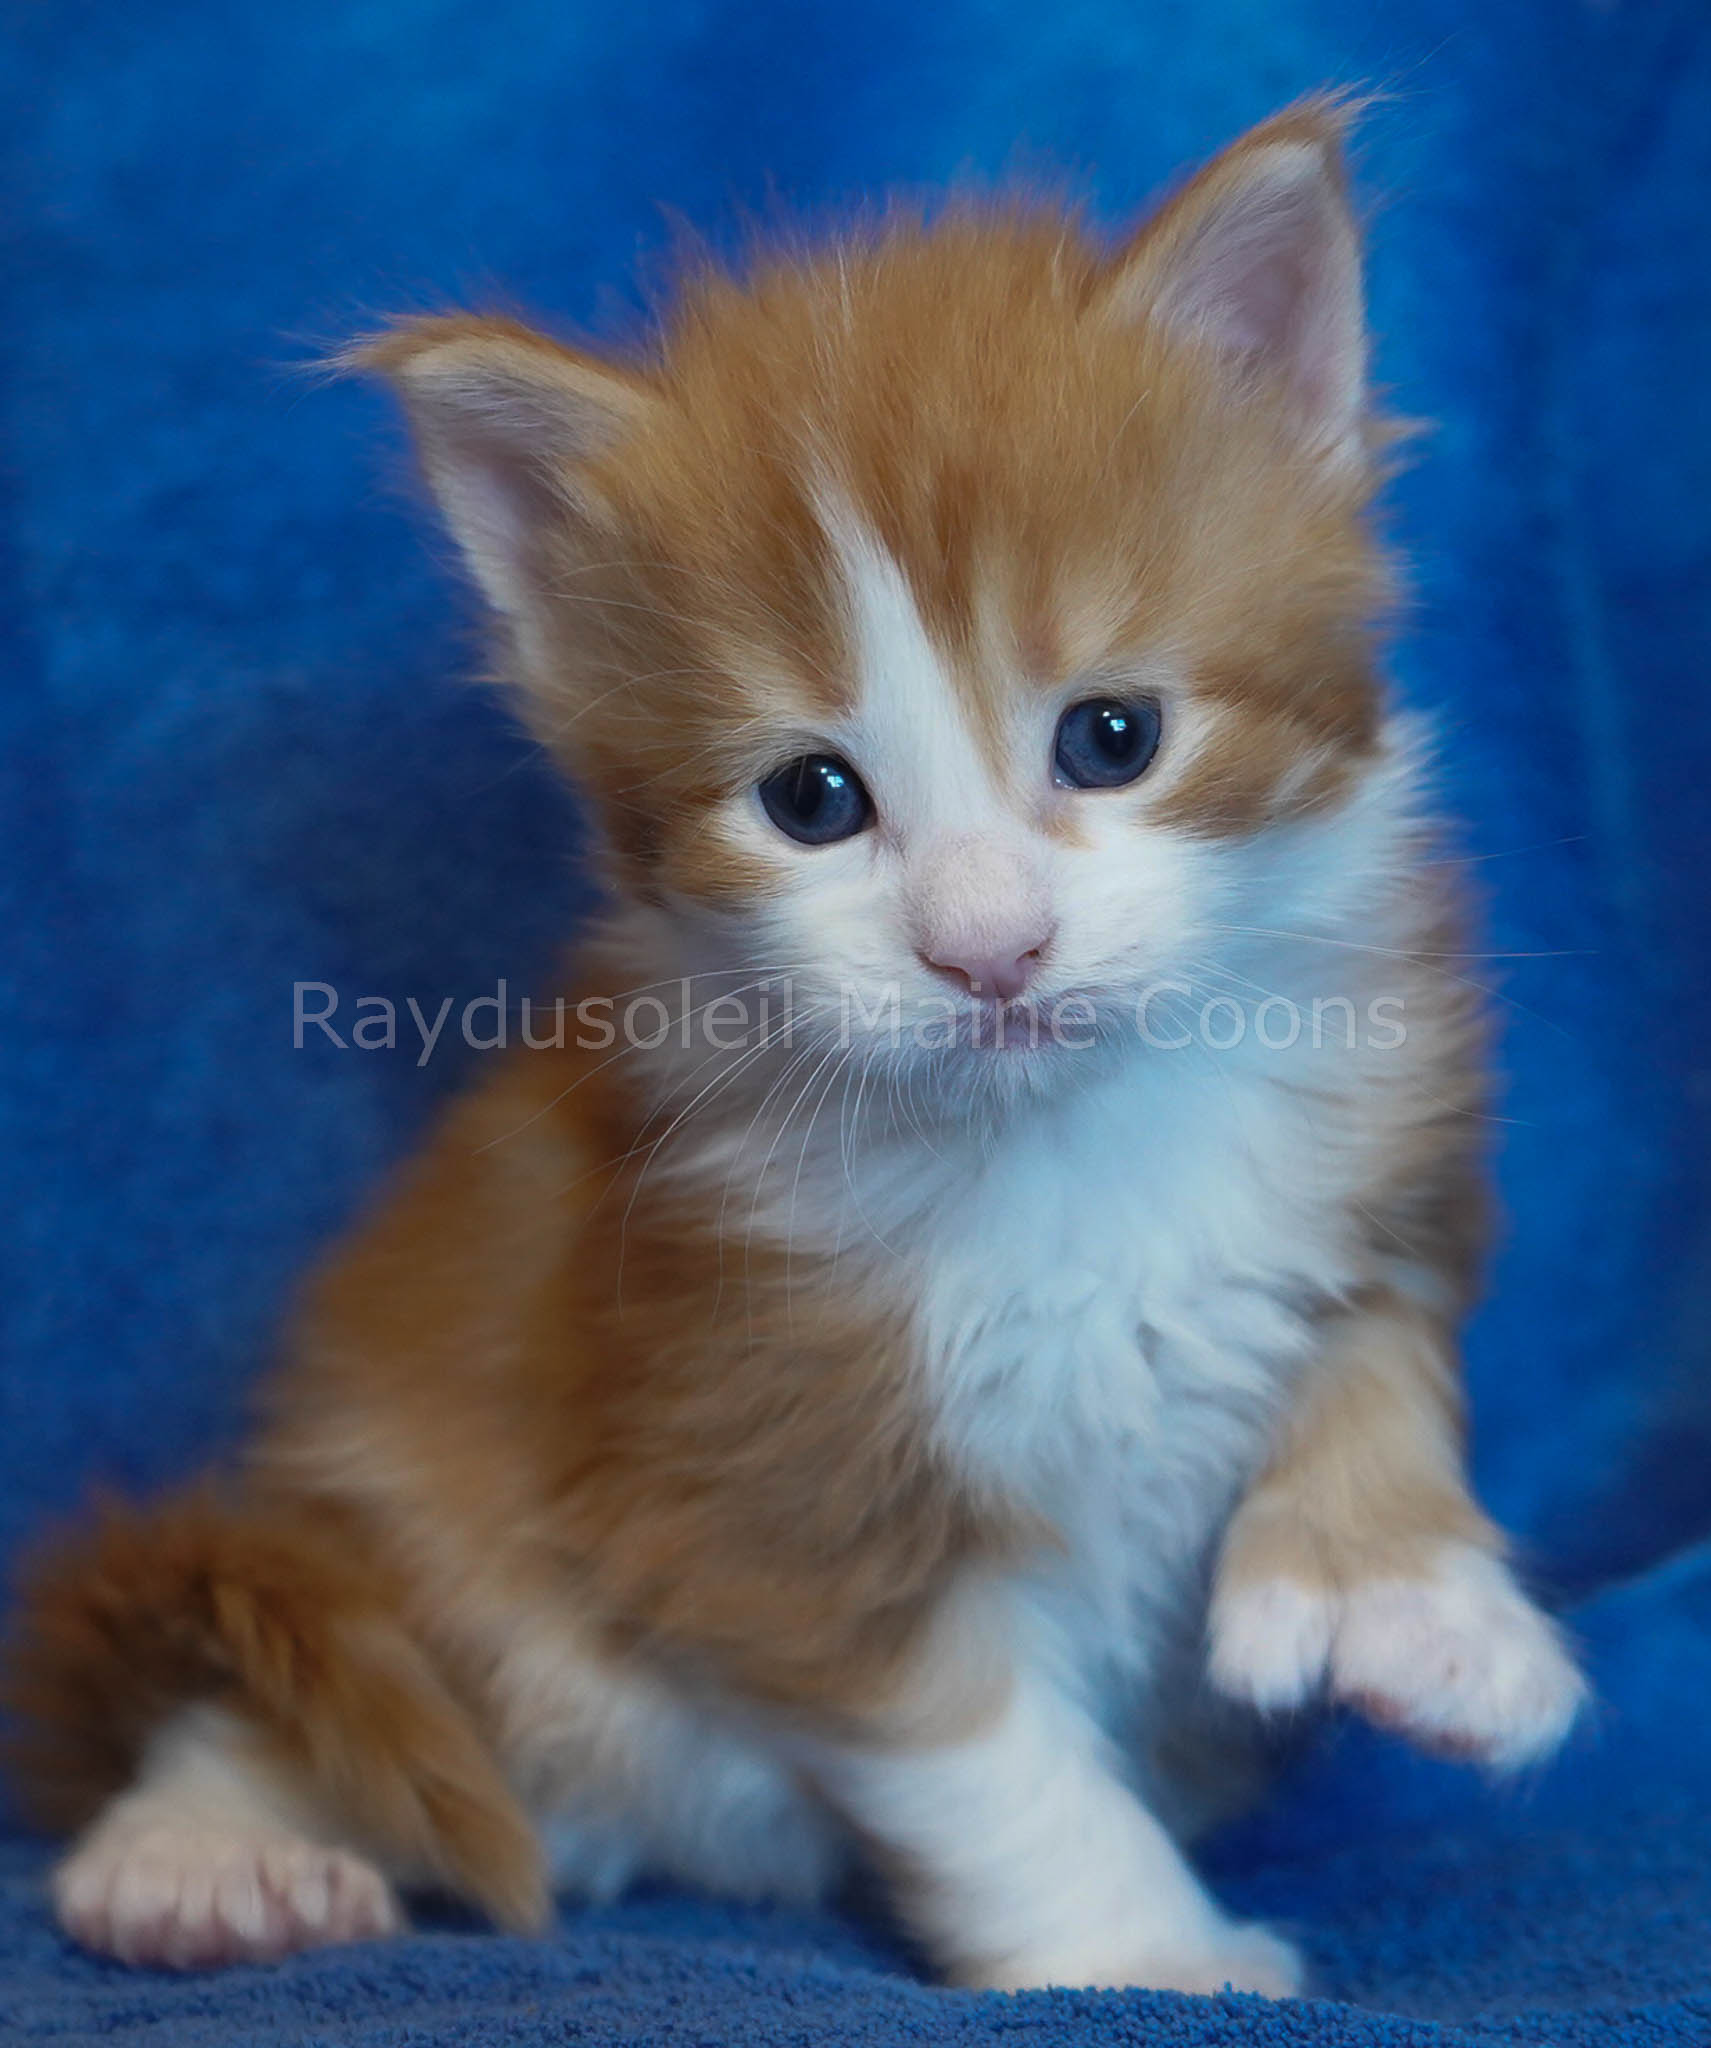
[2,1,1708,2041]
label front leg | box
[808,1614,1302,1997]
[1208,1292,1586,1768]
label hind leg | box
[53,1706,400,1969]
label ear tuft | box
[339,316,654,618]
[1096,98,1369,466]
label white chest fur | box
[894,1031,1379,1674]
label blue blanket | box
[3,1,1708,2041]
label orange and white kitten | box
[5,102,1585,1994]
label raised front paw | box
[1208,1542,1587,1770]
[54,1813,401,1969]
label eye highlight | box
[758,754,874,846]
[1053,698,1163,790]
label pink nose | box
[923,941,1048,1001]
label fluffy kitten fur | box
[4,101,1586,1993]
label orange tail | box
[1,1486,546,1931]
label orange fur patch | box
[259,1031,1020,1733]
[1215,1289,1499,1602]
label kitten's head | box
[357,100,1408,1100]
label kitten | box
[4,100,1586,1993]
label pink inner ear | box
[1153,146,1365,459]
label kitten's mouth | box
[827,988,1113,1061]
[918,998,1077,1054]
[973,1002,1055,1052]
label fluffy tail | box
[1,1486,547,1931]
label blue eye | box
[758,754,874,845]
[1053,698,1163,790]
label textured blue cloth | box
[2,1,1708,2041]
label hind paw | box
[55,1813,400,1969]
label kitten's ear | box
[1093,99,1367,467]
[342,316,655,618]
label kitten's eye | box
[1053,697,1163,790]
[758,754,874,845]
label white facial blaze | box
[827,518,1055,962]
[808,518,1234,1023]
[825,513,999,843]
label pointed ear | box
[342,316,655,618]
[1093,100,1367,466]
